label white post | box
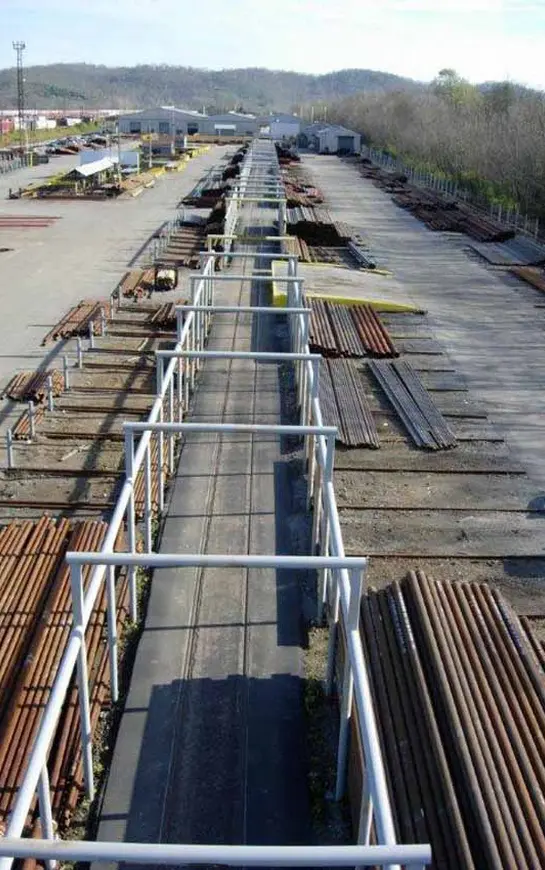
[63,355,70,390]
[28,400,35,439]
[335,567,364,800]
[70,564,95,800]
[37,766,56,870]
[6,429,14,469]
[100,307,107,336]
[168,376,175,472]
[88,320,95,349]
[124,428,138,623]
[106,565,119,702]
[47,376,54,412]
[144,439,153,551]
[178,357,183,422]
[77,336,83,369]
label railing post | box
[124,427,138,623]
[106,565,119,702]
[307,358,320,505]
[157,365,165,513]
[63,355,70,390]
[144,439,153,551]
[318,506,331,622]
[88,320,95,349]
[77,336,83,369]
[47,375,54,412]
[100,306,107,336]
[335,566,364,801]
[28,400,36,439]
[37,765,56,870]
[168,376,175,473]
[6,429,14,469]
[70,563,94,801]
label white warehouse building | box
[118,106,207,136]
[258,113,301,141]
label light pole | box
[12,41,26,152]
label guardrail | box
[0,138,430,870]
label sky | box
[1,0,545,89]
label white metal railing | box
[0,139,430,870]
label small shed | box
[317,125,361,155]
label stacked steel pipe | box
[309,300,397,359]
[369,359,456,449]
[41,300,111,345]
[3,370,64,403]
[319,359,379,448]
[359,572,545,869]
[0,518,129,835]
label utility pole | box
[12,40,26,152]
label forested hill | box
[0,63,420,111]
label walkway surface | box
[97,172,311,858]
[304,155,545,492]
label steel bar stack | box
[309,301,397,359]
[3,370,64,403]
[0,518,129,835]
[320,359,379,448]
[359,571,545,869]
[369,359,456,449]
[42,300,111,345]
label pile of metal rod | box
[0,518,129,833]
[320,359,379,448]
[369,359,456,449]
[120,269,155,300]
[3,369,64,403]
[12,404,45,440]
[286,206,352,245]
[310,300,397,359]
[148,300,186,330]
[360,571,545,869]
[41,300,110,345]
[0,215,60,230]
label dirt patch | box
[303,627,352,844]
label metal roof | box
[73,156,117,177]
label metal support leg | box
[28,400,35,439]
[6,429,14,469]
[335,567,364,800]
[124,429,137,623]
[70,564,94,801]
[168,377,175,472]
[177,358,183,422]
[37,766,56,870]
[47,376,54,412]
[63,355,70,390]
[318,511,331,622]
[106,565,119,702]
[144,439,153,551]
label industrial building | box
[299,123,361,154]
[118,106,207,137]
[200,112,257,136]
[258,113,301,140]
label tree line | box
[327,70,545,219]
